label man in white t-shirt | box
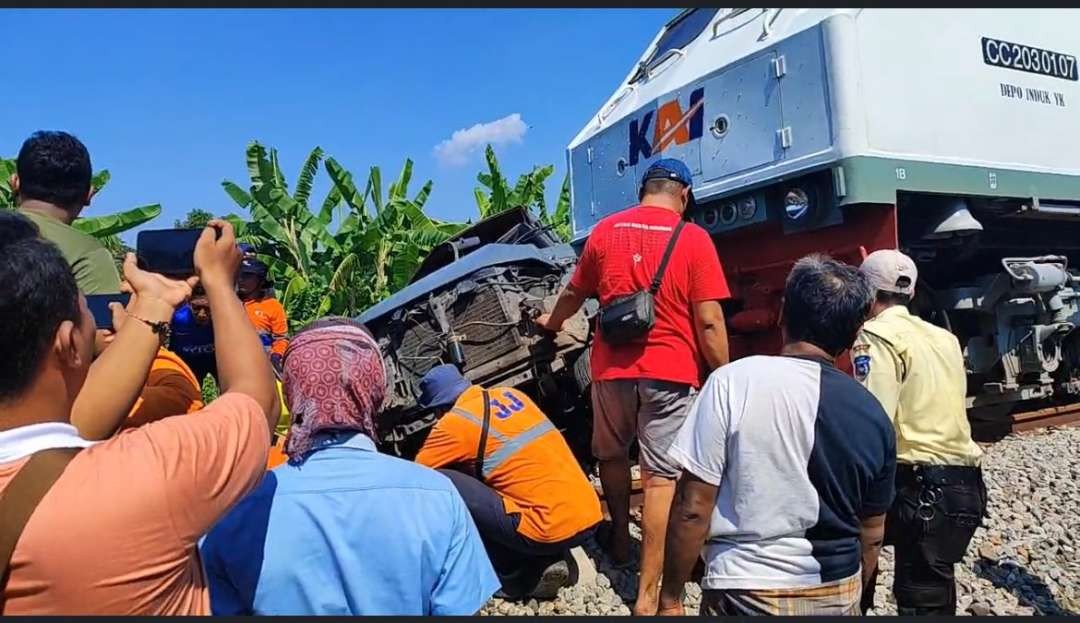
[658,254,897,616]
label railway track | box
[971,401,1080,442]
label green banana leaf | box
[367,166,383,214]
[222,181,252,209]
[294,147,324,210]
[329,253,361,293]
[72,204,162,238]
[91,170,111,193]
[389,159,413,201]
[413,180,434,210]
[325,158,366,216]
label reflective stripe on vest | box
[449,407,556,479]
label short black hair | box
[0,211,81,403]
[876,290,912,307]
[640,178,686,199]
[782,254,873,357]
[16,130,93,211]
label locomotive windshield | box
[629,8,719,83]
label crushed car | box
[358,208,595,461]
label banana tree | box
[223,142,465,329]
[325,155,465,307]
[541,176,573,243]
[472,144,573,242]
[222,144,338,329]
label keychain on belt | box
[913,467,943,522]
[916,485,942,521]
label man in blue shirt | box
[170,290,217,383]
[200,318,498,615]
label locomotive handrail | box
[598,84,636,124]
[759,8,784,41]
[644,48,686,81]
[712,8,752,38]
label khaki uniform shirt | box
[852,305,982,466]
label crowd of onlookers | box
[0,134,985,616]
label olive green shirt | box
[22,209,122,294]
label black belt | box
[897,463,982,488]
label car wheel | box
[573,345,592,393]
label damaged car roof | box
[358,209,577,325]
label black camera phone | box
[86,292,131,331]
[136,228,204,277]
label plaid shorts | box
[701,572,862,616]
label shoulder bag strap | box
[474,390,492,482]
[649,219,687,295]
[0,447,82,613]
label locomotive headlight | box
[719,202,738,225]
[784,188,811,220]
[702,206,719,228]
[738,196,757,220]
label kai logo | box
[628,87,705,166]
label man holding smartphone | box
[0,214,280,614]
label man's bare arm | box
[693,300,729,371]
[71,257,196,440]
[196,221,280,434]
[658,472,719,615]
[859,513,886,591]
[536,284,587,333]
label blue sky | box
[1,9,674,238]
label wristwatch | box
[128,313,172,349]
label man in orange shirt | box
[414,364,602,600]
[122,348,204,429]
[237,256,288,373]
[0,215,279,614]
[94,297,205,430]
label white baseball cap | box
[860,249,918,296]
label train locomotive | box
[567,8,1080,419]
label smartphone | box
[136,228,204,276]
[86,293,131,331]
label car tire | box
[573,345,592,393]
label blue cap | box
[641,158,694,187]
[172,304,193,327]
[418,364,472,409]
[239,257,268,276]
[640,158,695,207]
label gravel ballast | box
[480,426,1080,616]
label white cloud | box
[433,113,528,167]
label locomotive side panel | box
[854,9,1080,179]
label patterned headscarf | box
[281,318,386,461]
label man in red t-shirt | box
[537,158,730,615]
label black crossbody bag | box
[599,219,686,345]
[474,390,492,481]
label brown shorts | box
[590,378,694,479]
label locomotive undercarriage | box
[898,192,1080,412]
